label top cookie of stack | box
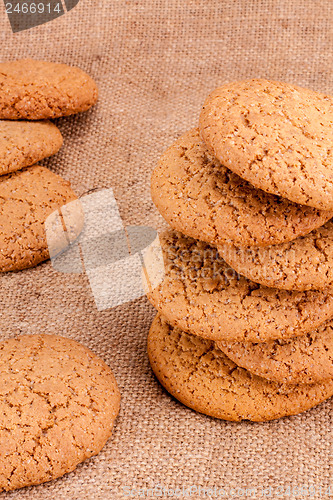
[199,79,333,211]
[0,59,98,272]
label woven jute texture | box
[1,1,333,499]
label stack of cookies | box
[147,79,333,422]
[0,59,98,272]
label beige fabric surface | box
[1,1,333,498]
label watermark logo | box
[45,188,164,310]
[5,0,81,33]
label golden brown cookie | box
[199,79,333,210]
[152,129,332,247]
[0,60,98,120]
[0,120,63,175]
[218,220,333,291]
[148,315,333,421]
[0,334,120,492]
[145,230,333,342]
[0,165,83,272]
[218,317,333,385]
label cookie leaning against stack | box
[0,59,99,271]
[148,79,333,422]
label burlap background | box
[1,1,333,499]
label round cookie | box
[145,229,333,342]
[0,165,84,272]
[218,220,333,291]
[0,120,63,176]
[218,317,333,385]
[0,59,98,120]
[152,129,333,247]
[199,79,333,210]
[0,334,120,492]
[148,315,333,422]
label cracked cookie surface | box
[199,79,333,210]
[218,220,333,291]
[152,129,332,247]
[0,59,98,120]
[146,230,333,342]
[0,120,63,175]
[0,165,83,272]
[148,315,333,421]
[0,334,120,492]
[218,317,333,385]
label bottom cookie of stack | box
[147,314,333,422]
